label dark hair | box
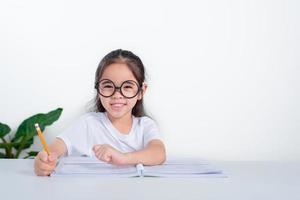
[93,49,146,117]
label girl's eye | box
[123,85,133,89]
[102,84,113,89]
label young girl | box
[34,49,166,176]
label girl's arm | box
[34,138,67,176]
[48,138,68,158]
[125,139,166,165]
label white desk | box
[1,159,299,200]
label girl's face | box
[98,63,145,120]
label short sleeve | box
[56,115,89,156]
[142,117,163,146]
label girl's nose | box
[112,88,123,99]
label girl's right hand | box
[34,151,58,176]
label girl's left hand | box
[93,144,128,165]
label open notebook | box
[51,156,226,178]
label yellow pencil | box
[34,123,50,155]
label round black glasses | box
[95,79,141,99]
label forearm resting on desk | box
[125,139,166,166]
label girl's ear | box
[138,82,148,100]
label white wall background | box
[0,0,299,161]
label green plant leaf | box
[0,143,19,149]
[13,108,63,158]
[11,108,63,150]
[13,139,34,150]
[0,122,11,138]
[23,151,38,159]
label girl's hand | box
[93,144,128,165]
[34,151,58,176]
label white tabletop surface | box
[1,159,300,200]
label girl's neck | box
[106,112,133,134]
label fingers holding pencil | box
[34,150,58,176]
[34,123,57,176]
[38,150,57,163]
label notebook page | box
[52,156,138,177]
[143,158,225,177]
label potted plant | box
[0,108,63,158]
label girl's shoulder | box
[77,112,105,123]
[135,115,158,126]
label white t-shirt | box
[57,112,163,157]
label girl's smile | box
[110,101,127,110]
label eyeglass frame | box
[95,79,142,99]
